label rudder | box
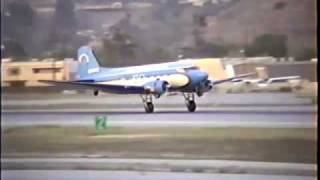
[76,46,100,79]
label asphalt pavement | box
[2,158,316,176]
[2,170,315,180]
[2,93,316,128]
[1,108,317,128]
[2,92,317,179]
[2,92,314,105]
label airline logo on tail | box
[79,54,89,63]
[78,52,99,74]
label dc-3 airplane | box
[42,46,254,113]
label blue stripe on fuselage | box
[79,61,193,82]
[91,84,145,94]
[75,60,207,94]
[79,68,178,82]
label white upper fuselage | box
[80,59,202,88]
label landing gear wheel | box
[94,90,99,96]
[144,102,154,113]
[183,93,197,112]
[196,91,203,97]
[187,100,196,112]
[141,94,155,113]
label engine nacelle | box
[144,80,168,98]
[196,80,213,96]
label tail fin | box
[76,46,101,79]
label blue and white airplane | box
[43,46,253,113]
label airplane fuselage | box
[42,46,254,113]
[77,60,209,94]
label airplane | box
[41,46,254,113]
[225,64,301,85]
[231,76,301,85]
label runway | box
[2,170,314,180]
[2,93,317,128]
[1,108,316,128]
[2,93,317,179]
[2,158,316,177]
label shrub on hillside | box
[245,34,287,58]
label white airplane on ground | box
[226,64,300,85]
[42,46,254,113]
[231,76,301,84]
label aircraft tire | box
[94,90,99,96]
[144,102,154,113]
[187,101,196,112]
[196,91,203,97]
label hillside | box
[200,0,317,57]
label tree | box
[4,0,34,34]
[2,0,34,58]
[245,34,287,58]
[48,0,76,49]
[296,47,317,61]
[274,2,286,10]
[193,15,207,27]
[192,28,230,57]
[94,30,136,67]
[1,39,27,61]
[54,0,76,27]
[152,47,171,60]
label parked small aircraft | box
[231,76,301,84]
[42,46,253,113]
[226,64,300,85]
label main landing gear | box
[183,93,196,112]
[141,94,154,113]
[141,93,197,113]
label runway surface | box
[2,158,316,177]
[2,93,317,128]
[2,170,314,180]
[3,158,315,172]
[1,108,316,128]
[2,92,314,106]
[2,93,317,179]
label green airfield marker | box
[95,116,107,133]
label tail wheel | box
[94,90,99,96]
[187,100,196,112]
[144,102,154,113]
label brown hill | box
[200,0,317,57]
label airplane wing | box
[265,76,300,83]
[211,72,256,85]
[39,80,146,94]
[230,75,301,84]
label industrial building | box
[1,59,78,87]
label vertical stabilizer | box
[76,46,100,79]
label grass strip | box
[2,126,317,163]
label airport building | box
[192,58,228,80]
[1,59,78,87]
[223,57,317,82]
